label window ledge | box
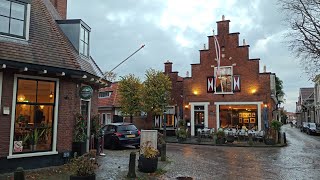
[214,92,234,95]
[7,151,58,159]
[0,35,28,45]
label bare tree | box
[102,71,117,82]
[279,0,320,78]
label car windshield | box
[309,123,316,128]
[117,125,137,131]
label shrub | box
[271,120,282,131]
[68,150,99,176]
[141,141,159,159]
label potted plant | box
[73,113,87,156]
[270,120,282,143]
[138,141,159,173]
[215,129,226,144]
[68,150,99,180]
[176,120,187,142]
[29,128,46,151]
[176,128,187,142]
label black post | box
[127,152,136,178]
[161,143,166,161]
[283,132,286,144]
[14,167,25,180]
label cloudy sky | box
[68,0,313,112]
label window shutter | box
[233,75,240,92]
[207,76,215,93]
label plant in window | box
[29,128,46,151]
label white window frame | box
[0,2,31,41]
[98,91,111,98]
[106,113,111,124]
[214,66,233,95]
[189,102,210,136]
[8,74,59,159]
[79,25,90,57]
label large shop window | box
[13,78,56,154]
[0,0,29,39]
[214,66,232,93]
[219,105,258,130]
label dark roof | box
[300,88,314,101]
[0,0,103,78]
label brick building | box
[183,17,277,136]
[0,0,107,172]
[295,87,315,126]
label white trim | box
[25,4,31,41]
[7,151,58,159]
[189,102,210,136]
[9,74,59,157]
[106,113,111,124]
[0,72,3,108]
[80,99,91,153]
[214,101,263,131]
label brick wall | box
[50,0,67,19]
[0,71,100,157]
[183,19,276,129]
[0,71,14,157]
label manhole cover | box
[176,177,193,180]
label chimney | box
[263,65,266,73]
[50,0,67,19]
[164,60,172,73]
[217,15,230,35]
[243,39,246,46]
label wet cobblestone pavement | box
[97,124,320,180]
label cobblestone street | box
[97,124,320,180]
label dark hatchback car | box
[101,123,140,149]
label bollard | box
[161,143,166,161]
[248,134,253,146]
[127,152,136,178]
[14,167,25,180]
[283,132,286,144]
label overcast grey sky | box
[68,0,313,112]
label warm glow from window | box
[193,90,198,95]
[18,95,25,102]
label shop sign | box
[79,86,93,100]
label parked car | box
[101,123,141,149]
[300,122,309,133]
[306,123,320,135]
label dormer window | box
[80,25,89,57]
[99,91,112,98]
[0,0,30,39]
